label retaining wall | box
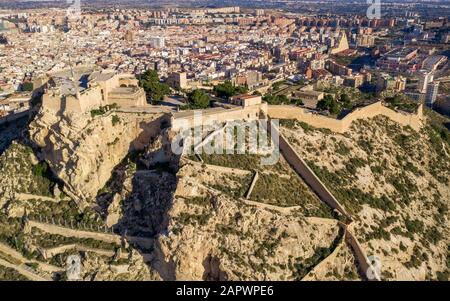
[28,221,153,249]
[302,231,346,281]
[40,244,129,260]
[274,130,382,280]
[245,171,259,199]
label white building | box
[149,36,165,49]
[417,69,434,93]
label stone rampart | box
[268,101,423,133]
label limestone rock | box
[28,107,164,204]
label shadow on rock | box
[94,118,181,280]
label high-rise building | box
[426,81,439,108]
[356,34,375,47]
[325,60,352,76]
[149,36,165,49]
[417,69,434,93]
[255,9,265,16]
[377,73,406,93]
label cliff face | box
[151,159,344,281]
[0,142,53,207]
[29,108,164,205]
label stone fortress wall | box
[263,126,381,280]
[171,103,268,131]
[33,71,421,281]
[275,126,352,219]
[39,244,129,260]
[42,71,147,114]
[27,220,153,249]
[171,100,422,135]
[268,101,423,133]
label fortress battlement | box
[41,67,147,114]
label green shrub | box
[111,115,120,126]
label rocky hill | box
[28,106,165,205]
[152,158,347,280]
[0,103,448,281]
[280,109,450,280]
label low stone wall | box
[15,193,60,203]
[274,130,382,280]
[302,231,346,281]
[183,158,252,176]
[0,258,50,281]
[268,101,423,133]
[276,129,351,220]
[245,171,259,199]
[171,103,268,131]
[28,221,153,249]
[29,220,122,244]
[302,224,381,281]
[345,225,381,281]
[39,244,129,260]
[40,244,77,259]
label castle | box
[41,67,147,114]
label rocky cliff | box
[150,158,345,281]
[28,107,165,206]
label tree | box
[317,95,333,111]
[263,94,289,105]
[329,99,341,115]
[187,90,211,109]
[317,95,341,115]
[292,99,304,106]
[22,82,33,92]
[213,81,248,98]
[140,69,159,83]
[235,85,249,95]
[340,93,352,109]
[139,70,170,104]
[213,81,235,98]
[271,80,286,92]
